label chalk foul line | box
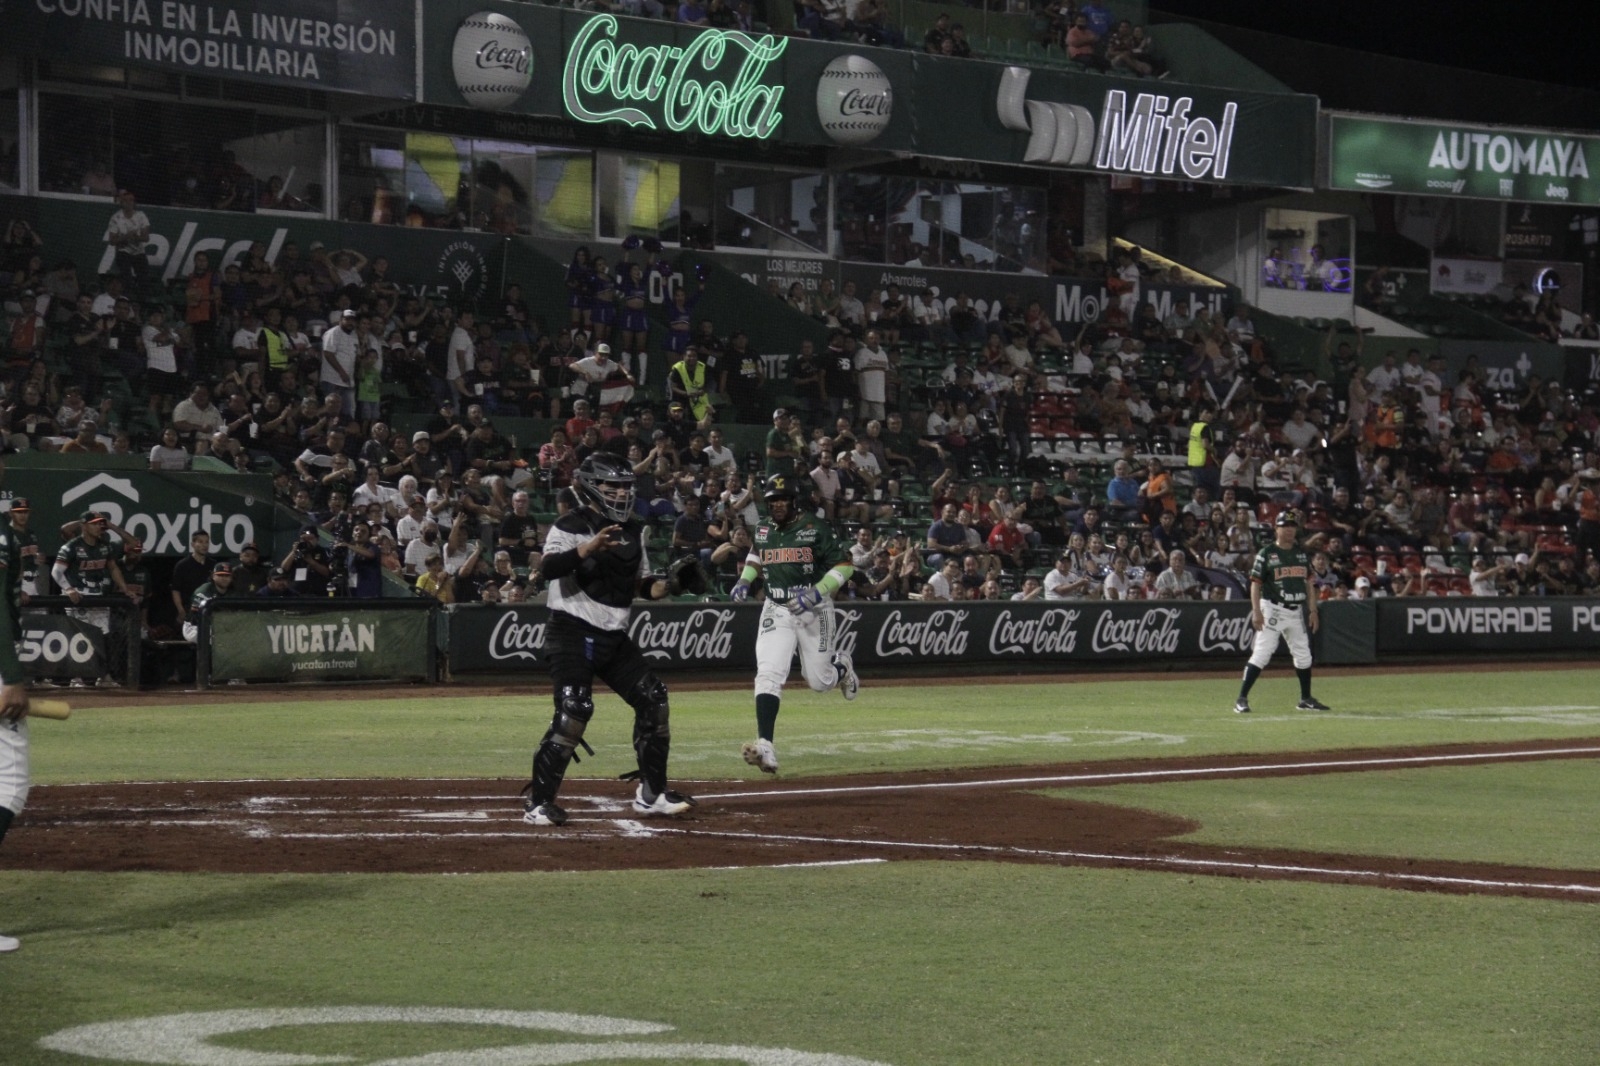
[695,746,1600,802]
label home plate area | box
[11,740,1600,901]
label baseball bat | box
[27,699,71,721]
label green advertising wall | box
[0,0,418,99]
[419,3,1318,190]
[0,195,508,311]
[1327,113,1600,206]
[1,455,288,560]
[206,602,435,683]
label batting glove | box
[787,585,824,615]
[730,581,751,603]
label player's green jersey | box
[188,581,230,623]
[55,536,118,595]
[8,524,39,595]
[1250,543,1312,606]
[751,513,848,592]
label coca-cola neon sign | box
[561,15,786,140]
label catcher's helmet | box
[1275,508,1302,528]
[572,454,637,523]
[764,474,799,501]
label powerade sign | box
[1328,114,1600,205]
[446,600,1259,674]
[1377,598,1600,653]
[0,0,417,98]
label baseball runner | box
[732,474,859,774]
[523,454,702,827]
[0,490,32,953]
[1234,509,1330,714]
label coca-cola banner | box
[444,600,1267,674]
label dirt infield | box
[11,739,1598,902]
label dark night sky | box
[1152,1,1599,91]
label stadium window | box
[1261,208,1353,294]
[338,127,408,225]
[597,151,682,245]
[0,58,17,193]
[340,126,596,235]
[834,171,888,262]
[474,140,593,240]
[38,90,324,213]
[832,172,1047,271]
[714,163,827,254]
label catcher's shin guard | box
[529,684,595,802]
[624,674,672,795]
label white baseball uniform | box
[1248,600,1312,670]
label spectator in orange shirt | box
[1139,459,1177,523]
[1573,468,1600,567]
[1065,14,1108,70]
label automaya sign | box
[1328,113,1600,205]
[561,15,786,140]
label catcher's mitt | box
[666,555,710,596]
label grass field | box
[2,665,1598,1065]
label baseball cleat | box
[632,785,696,817]
[0,933,19,953]
[742,738,779,774]
[832,651,859,701]
[1233,698,1251,714]
[1296,697,1331,711]
[522,800,568,827]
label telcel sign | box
[561,15,786,140]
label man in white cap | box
[570,342,634,413]
[320,307,359,419]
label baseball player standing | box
[1235,508,1330,714]
[523,454,697,827]
[732,475,859,774]
[0,492,32,953]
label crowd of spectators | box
[6,192,1600,649]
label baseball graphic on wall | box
[452,12,533,111]
[816,54,893,146]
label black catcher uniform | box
[524,454,695,826]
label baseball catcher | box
[523,454,696,826]
[1234,508,1330,714]
[732,474,859,774]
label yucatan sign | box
[561,15,787,139]
[1327,113,1600,205]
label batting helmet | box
[1275,508,1302,528]
[764,475,799,501]
[572,454,637,523]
